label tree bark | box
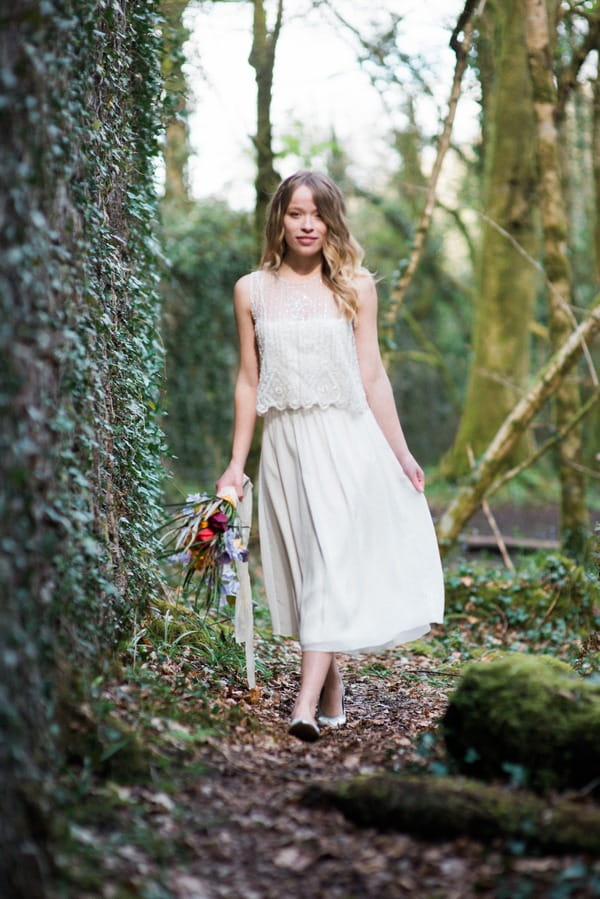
[594,57,600,284]
[436,302,600,547]
[443,0,539,477]
[523,0,589,557]
[249,0,283,252]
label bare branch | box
[436,302,600,548]
[380,1,483,364]
[488,386,600,496]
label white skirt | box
[258,405,444,653]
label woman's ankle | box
[291,696,318,722]
[318,678,344,716]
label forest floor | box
[56,534,600,899]
[57,636,600,899]
[53,499,600,898]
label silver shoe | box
[316,690,346,727]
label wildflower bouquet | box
[159,489,249,612]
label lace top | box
[250,269,368,415]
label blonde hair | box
[260,171,365,320]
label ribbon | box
[218,476,255,688]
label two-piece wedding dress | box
[250,269,444,653]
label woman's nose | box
[300,217,314,230]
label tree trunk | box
[1,2,165,891]
[593,57,600,285]
[310,773,600,855]
[161,0,191,206]
[249,0,283,252]
[443,0,539,478]
[436,303,600,547]
[523,0,589,557]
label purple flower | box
[209,511,230,533]
[220,562,240,598]
[224,528,248,562]
[169,550,191,566]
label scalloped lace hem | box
[257,398,368,416]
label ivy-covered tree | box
[0,2,166,892]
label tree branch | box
[487,386,600,496]
[436,302,600,548]
[380,1,482,364]
[556,18,600,120]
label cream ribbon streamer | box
[218,476,255,688]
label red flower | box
[194,527,215,543]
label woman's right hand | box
[216,463,245,500]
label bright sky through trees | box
[184,0,475,208]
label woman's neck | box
[279,253,323,280]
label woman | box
[217,171,444,742]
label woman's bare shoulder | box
[234,272,254,294]
[355,269,377,303]
[233,272,255,310]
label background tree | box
[523,0,594,555]
[443,0,540,478]
[249,0,283,248]
[161,0,192,205]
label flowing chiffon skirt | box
[258,405,444,653]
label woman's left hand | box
[400,453,425,493]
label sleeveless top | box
[249,269,368,416]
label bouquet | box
[158,489,249,612]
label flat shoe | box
[317,690,346,728]
[288,718,320,743]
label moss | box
[442,652,600,791]
[308,773,600,854]
[144,598,204,643]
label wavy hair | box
[260,171,366,320]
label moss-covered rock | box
[442,652,600,791]
[306,774,600,854]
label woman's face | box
[283,185,327,259]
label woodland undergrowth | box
[50,549,600,897]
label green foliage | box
[0,1,167,890]
[349,180,471,465]
[442,553,600,662]
[160,201,256,488]
[405,552,600,683]
[130,594,279,686]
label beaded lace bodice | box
[250,270,367,415]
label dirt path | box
[118,641,595,899]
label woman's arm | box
[353,274,425,493]
[216,275,259,499]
